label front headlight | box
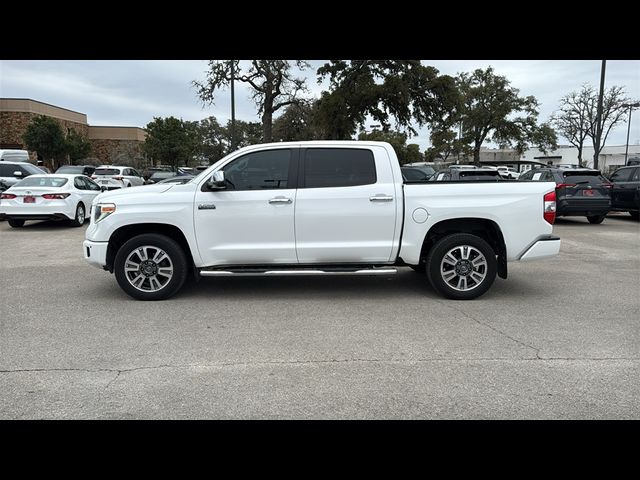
[94,203,116,223]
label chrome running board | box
[200,268,397,277]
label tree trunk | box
[473,145,481,166]
[262,111,273,143]
[577,146,582,168]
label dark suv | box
[519,167,611,224]
[608,165,640,220]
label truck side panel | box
[400,182,557,264]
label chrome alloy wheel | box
[439,245,488,292]
[124,245,174,292]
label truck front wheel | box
[114,233,188,300]
[426,233,497,300]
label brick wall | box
[0,111,89,168]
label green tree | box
[405,144,423,164]
[193,60,309,142]
[65,129,92,164]
[272,100,324,141]
[142,117,199,168]
[456,67,558,165]
[316,60,459,139]
[196,116,263,164]
[425,128,470,163]
[358,129,416,164]
[22,115,67,169]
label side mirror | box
[207,171,226,190]
[13,171,23,177]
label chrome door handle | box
[369,195,393,202]
[269,197,292,204]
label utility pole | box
[593,60,606,169]
[622,102,640,165]
[230,60,236,151]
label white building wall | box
[521,144,640,172]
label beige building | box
[0,98,148,169]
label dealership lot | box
[0,215,638,419]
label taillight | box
[42,193,71,200]
[1,193,17,199]
[91,175,97,179]
[544,191,556,225]
[556,183,576,189]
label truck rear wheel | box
[426,233,497,300]
[114,233,188,301]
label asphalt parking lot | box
[1,214,638,419]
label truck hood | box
[94,184,174,203]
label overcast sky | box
[1,60,638,151]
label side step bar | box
[200,268,398,277]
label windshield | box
[56,166,84,174]
[95,168,120,176]
[150,171,176,180]
[16,176,68,187]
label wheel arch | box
[419,217,508,279]
[106,223,194,274]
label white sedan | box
[0,174,102,228]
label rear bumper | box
[518,235,561,262]
[0,212,70,221]
[557,198,610,216]
[83,239,109,269]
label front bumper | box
[83,239,109,269]
[518,235,561,262]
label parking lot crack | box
[437,301,543,359]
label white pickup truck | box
[83,141,560,301]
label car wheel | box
[70,203,85,227]
[114,233,188,301]
[587,215,605,224]
[8,219,25,228]
[629,211,639,220]
[426,233,497,300]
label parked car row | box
[517,165,639,223]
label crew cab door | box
[194,148,298,266]
[294,146,399,263]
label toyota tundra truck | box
[83,141,560,300]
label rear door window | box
[303,148,376,188]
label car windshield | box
[95,168,120,176]
[56,166,84,174]
[150,171,176,180]
[16,176,68,187]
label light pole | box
[622,102,640,165]
[230,60,236,151]
[593,60,607,169]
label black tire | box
[70,203,86,227]
[426,233,497,300]
[587,215,605,224]
[8,219,25,228]
[629,211,639,220]
[114,233,188,301]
